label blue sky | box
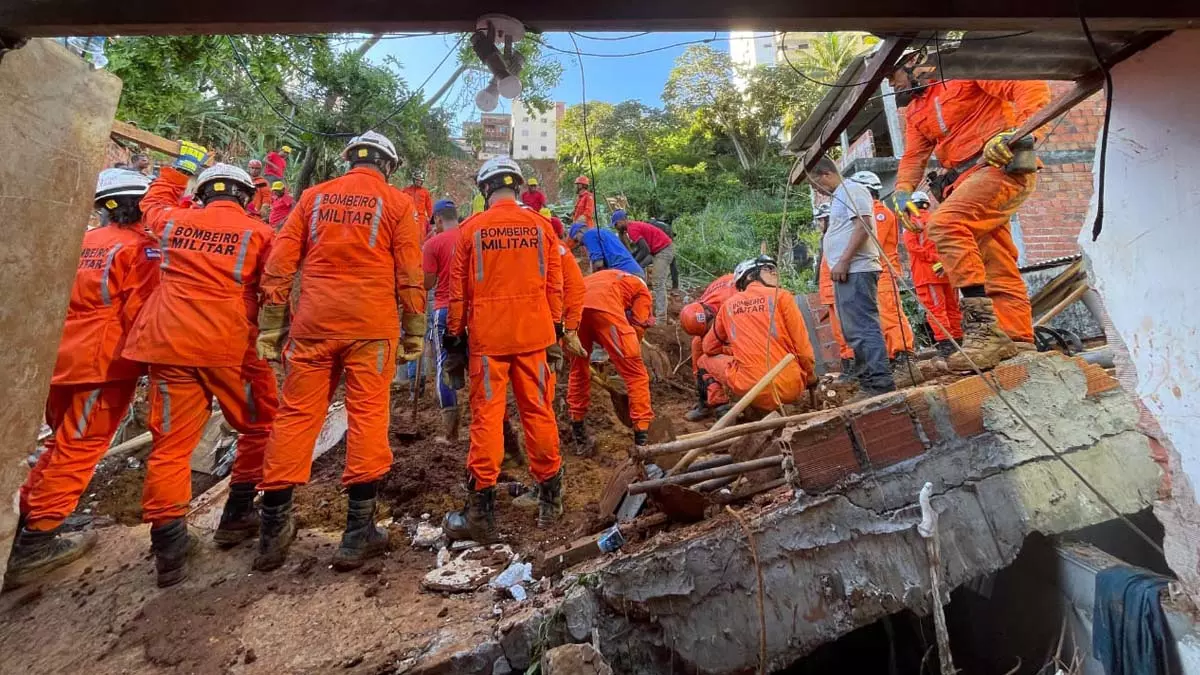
[370,31,727,133]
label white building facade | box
[512,100,563,160]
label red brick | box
[787,418,860,493]
[851,404,927,469]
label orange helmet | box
[574,175,590,186]
[680,302,713,337]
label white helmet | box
[733,255,777,290]
[849,170,883,192]
[476,156,524,197]
[95,168,150,202]
[195,163,255,192]
[342,130,399,163]
[911,190,931,205]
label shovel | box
[396,344,427,441]
[590,364,633,429]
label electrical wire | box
[566,32,610,268]
[1079,12,1113,241]
[570,31,653,42]
[802,162,1164,556]
[531,32,721,59]
[225,32,466,139]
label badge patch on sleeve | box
[875,212,886,221]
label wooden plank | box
[1034,283,1090,327]
[792,37,912,184]
[110,119,184,156]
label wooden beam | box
[791,37,912,184]
[110,119,184,157]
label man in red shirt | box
[521,177,547,211]
[264,145,290,183]
[421,199,462,443]
[267,181,294,230]
[613,210,675,321]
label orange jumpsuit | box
[897,79,1050,343]
[249,176,271,221]
[259,166,425,490]
[448,199,563,489]
[698,283,816,410]
[687,274,736,406]
[904,211,963,341]
[401,184,433,236]
[124,167,280,525]
[560,241,585,332]
[573,190,595,229]
[872,201,917,357]
[19,222,159,532]
[568,270,655,430]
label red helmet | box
[680,302,713,337]
[247,159,263,169]
[574,175,590,186]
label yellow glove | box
[174,140,208,175]
[562,329,587,359]
[256,304,288,361]
[400,311,427,362]
[901,202,924,232]
[983,129,1018,168]
[932,262,945,277]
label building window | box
[521,145,529,151]
[540,146,547,152]
[540,131,548,137]
[521,129,529,137]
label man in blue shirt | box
[569,222,644,276]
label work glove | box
[890,189,913,229]
[400,311,427,363]
[174,140,208,175]
[442,334,468,389]
[562,329,587,359]
[545,342,565,373]
[901,203,924,232]
[255,304,288,361]
[983,129,1018,168]
[932,262,945,277]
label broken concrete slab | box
[541,643,614,675]
[412,522,443,549]
[421,544,515,593]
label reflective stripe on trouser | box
[430,307,457,409]
[259,338,397,491]
[876,270,916,358]
[827,303,854,360]
[834,271,895,392]
[566,309,654,430]
[927,165,1035,342]
[20,380,139,531]
[651,245,675,320]
[467,350,561,489]
[690,336,729,406]
[915,283,963,341]
[143,356,279,524]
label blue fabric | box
[1094,566,1173,675]
[610,209,627,226]
[407,308,456,408]
[579,227,643,276]
[833,271,895,392]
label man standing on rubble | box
[567,269,656,453]
[246,159,271,221]
[421,199,464,444]
[401,169,433,238]
[848,171,922,387]
[888,51,1049,369]
[6,170,161,590]
[252,131,425,573]
[679,273,736,421]
[698,256,817,410]
[122,144,280,588]
[572,175,595,229]
[442,157,564,544]
[808,157,896,397]
[903,192,962,356]
[521,177,547,211]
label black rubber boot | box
[332,483,390,572]
[443,481,498,544]
[213,482,259,548]
[685,372,712,422]
[837,357,857,383]
[633,429,649,446]
[3,525,97,591]
[537,469,564,528]
[150,518,197,588]
[252,488,296,572]
[571,421,595,456]
[936,339,956,357]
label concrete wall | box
[1078,30,1200,604]
[0,40,122,570]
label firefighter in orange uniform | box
[246,159,271,221]
[848,171,922,387]
[698,256,817,410]
[572,175,595,229]
[6,170,160,590]
[889,50,1050,370]
[442,157,564,543]
[903,191,963,355]
[252,131,425,573]
[567,269,656,449]
[679,273,736,421]
[401,169,433,238]
[121,145,280,587]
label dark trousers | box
[834,271,896,393]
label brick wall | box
[1015,83,1104,264]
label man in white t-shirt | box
[810,156,896,396]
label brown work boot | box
[891,351,926,388]
[3,526,98,591]
[443,482,499,544]
[947,297,1019,372]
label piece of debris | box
[489,561,533,601]
[436,547,451,568]
[412,522,443,549]
[450,539,480,551]
[540,643,614,675]
[422,544,514,593]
